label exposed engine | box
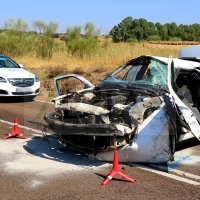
[45,88,163,154]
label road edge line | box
[130,163,200,186]
[0,119,52,135]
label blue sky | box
[1,0,200,34]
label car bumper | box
[0,82,40,96]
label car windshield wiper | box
[94,87,120,93]
[126,84,160,96]
[99,81,127,89]
[111,83,127,88]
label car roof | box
[149,55,200,70]
[179,45,200,59]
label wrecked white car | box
[44,50,200,163]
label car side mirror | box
[19,64,24,68]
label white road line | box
[0,119,51,135]
[35,99,54,104]
[170,168,200,180]
[130,163,200,186]
[149,164,200,180]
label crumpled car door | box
[168,56,200,140]
[54,74,95,96]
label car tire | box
[169,133,177,162]
[23,96,36,102]
[26,96,36,101]
[170,134,176,155]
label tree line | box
[109,17,200,43]
[1,17,200,59]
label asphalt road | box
[0,96,200,200]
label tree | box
[110,26,121,42]
[192,23,200,41]
[3,18,29,35]
[167,22,178,38]
[134,27,144,41]
[146,22,156,37]
[155,23,168,40]
[32,21,58,37]
[66,26,82,42]
[138,18,149,39]
[119,16,133,42]
[84,22,101,39]
[176,24,185,39]
[45,21,58,37]
[32,21,46,33]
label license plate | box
[16,88,32,92]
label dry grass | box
[16,42,187,68]
[13,42,188,97]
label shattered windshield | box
[104,57,168,87]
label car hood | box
[0,68,35,79]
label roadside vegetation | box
[0,17,196,97]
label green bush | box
[102,39,110,49]
[54,33,60,38]
[67,38,100,59]
[66,26,81,42]
[147,35,161,41]
[169,37,182,41]
[126,38,138,44]
[60,35,67,41]
[0,32,22,56]
[35,36,55,59]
